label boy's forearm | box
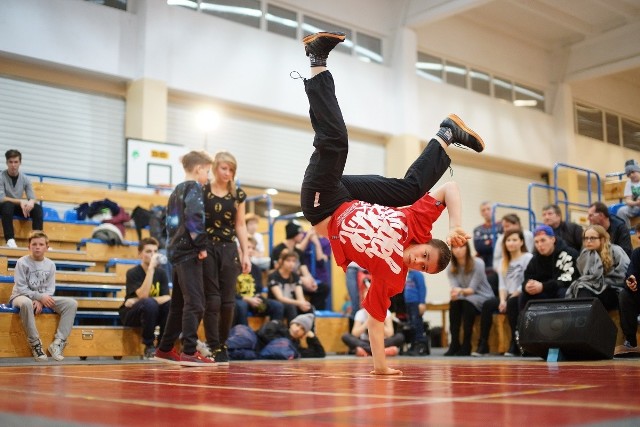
[368,318,388,373]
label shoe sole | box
[177,360,219,368]
[302,32,346,45]
[448,113,485,152]
[153,356,181,365]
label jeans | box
[234,297,284,326]
[121,297,170,347]
[0,201,43,240]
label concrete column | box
[125,78,167,142]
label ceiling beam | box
[404,0,492,28]
[509,0,594,36]
[565,20,640,81]
[593,0,640,23]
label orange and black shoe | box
[303,32,346,67]
[437,114,485,153]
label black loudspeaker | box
[518,298,617,360]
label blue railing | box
[552,163,601,212]
[491,202,536,242]
[528,183,569,225]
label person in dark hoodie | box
[508,225,580,356]
[257,313,325,358]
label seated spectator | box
[341,280,404,357]
[8,231,78,361]
[541,204,583,252]
[519,224,580,318]
[474,229,533,357]
[403,270,430,356]
[588,201,632,257]
[119,237,171,359]
[267,250,312,322]
[493,213,534,272]
[301,228,331,310]
[271,220,329,310]
[256,313,325,358]
[616,247,640,356]
[566,225,629,310]
[1,149,44,248]
[616,159,640,229]
[445,241,494,356]
[235,237,284,326]
[345,262,364,321]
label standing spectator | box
[473,201,500,267]
[341,280,404,357]
[268,250,312,322]
[234,236,284,326]
[300,228,331,310]
[403,270,430,356]
[588,202,632,257]
[542,204,583,252]
[245,212,270,270]
[119,237,171,359]
[445,241,494,356]
[473,230,532,356]
[203,151,252,364]
[616,247,640,356]
[8,231,77,361]
[154,150,215,367]
[616,159,640,229]
[566,225,629,310]
[271,220,329,309]
[0,149,43,248]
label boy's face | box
[289,322,306,339]
[534,234,555,256]
[246,219,258,234]
[403,243,439,274]
[6,156,20,176]
[139,244,159,266]
[195,164,210,185]
[629,170,640,183]
[281,256,297,272]
[29,237,48,260]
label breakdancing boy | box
[298,32,485,375]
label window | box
[86,0,127,10]
[266,4,297,39]
[355,32,383,64]
[514,83,545,112]
[576,104,604,141]
[301,16,352,55]
[470,69,490,95]
[445,60,467,89]
[622,118,640,152]
[200,0,261,28]
[493,76,513,102]
[416,52,443,82]
[606,113,620,146]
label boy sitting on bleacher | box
[8,231,78,361]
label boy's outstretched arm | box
[430,181,470,247]
[368,316,402,375]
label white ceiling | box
[403,0,640,86]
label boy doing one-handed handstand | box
[298,32,485,375]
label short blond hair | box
[28,230,49,245]
[181,150,213,172]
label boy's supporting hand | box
[447,227,471,247]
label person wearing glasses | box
[587,202,632,257]
[566,225,629,310]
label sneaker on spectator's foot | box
[212,345,229,365]
[6,239,17,248]
[436,114,485,153]
[143,345,156,360]
[154,347,181,364]
[31,340,47,362]
[471,341,489,357]
[504,342,521,357]
[303,32,346,67]
[196,340,212,358]
[179,351,217,367]
[384,346,399,357]
[406,341,430,357]
[614,340,640,357]
[355,346,368,357]
[48,339,66,361]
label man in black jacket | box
[588,202,632,257]
[541,204,583,252]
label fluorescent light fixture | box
[265,188,278,195]
[268,209,281,218]
[514,99,538,107]
[195,109,220,132]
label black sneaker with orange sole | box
[438,114,485,153]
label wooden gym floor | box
[1,351,640,427]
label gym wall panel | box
[166,103,385,194]
[0,76,125,182]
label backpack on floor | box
[227,324,258,360]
